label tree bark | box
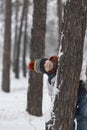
[13,0,19,73]
[22,0,29,77]
[54,0,86,130]
[27,0,47,116]
[57,0,62,52]
[15,0,26,78]
[2,0,12,92]
[46,0,87,130]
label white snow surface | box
[0,68,52,130]
[0,47,51,130]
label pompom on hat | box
[28,58,48,73]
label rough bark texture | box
[22,0,29,77]
[2,0,12,92]
[57,0,62,52]
[27,0,47,116]
[15,0,25,78]
[13,0,19,72]
[46,0,87,130]
[54,0,87,130]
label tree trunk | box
[15,0,26,78]
[46,0,87,130]
[54,0,86,130]
[13,0,19,73]
[27,0,47,116]
[57,0,62,52]
[2,0,12,92]
[22,0,29,77]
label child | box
[28,55,58,84]
[28,55,87,130]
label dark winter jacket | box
[47,72,56,85]
[74,80,87,130]
[48,72,87,130]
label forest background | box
[0,0,87,130]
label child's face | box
[44,60,53,72]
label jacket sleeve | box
[47,75,56,97]
[75,80,87,130]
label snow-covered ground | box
[0,67,52,130]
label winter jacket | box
[47,73,56,97]
[74,80,87,130]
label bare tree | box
[27,0,47,116]
[57,0,62,52]
[2,0,12,92]
[15,0,26,78]
[46,0,87,130]
[13,0,19,72]
[22,0,29,77]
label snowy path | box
[0,121,35,130]
[0,72,51,130]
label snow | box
[0,68,52,130]
[0,47,51,130]
[80,28,87,82]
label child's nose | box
[47,63,49,66]
[47,64,50,68]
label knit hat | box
[28,58,48,73]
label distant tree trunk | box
[46,0,86,130]
[86,65,87,87]
[15,0,26,78]
[57,0,62,52]
[27,0,47,116]
[2,0,12,92]
[22,0,29,77]
[13,0,19,72]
